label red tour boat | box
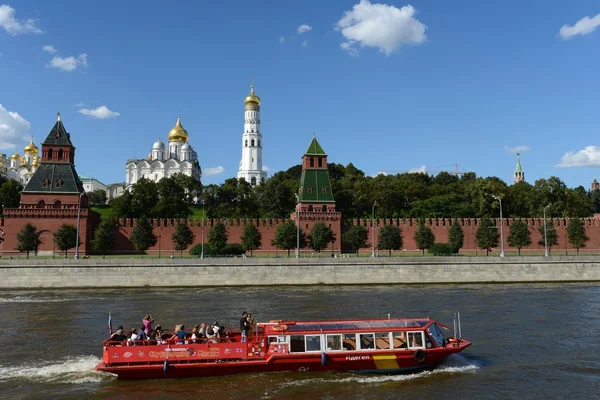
[95,314,471,380]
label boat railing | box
[103,326,246,347]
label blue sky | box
[1,0,600,188]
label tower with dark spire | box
[514,153,525,184]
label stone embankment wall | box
[1,256,599,289]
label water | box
[1,284,599,399]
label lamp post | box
[371,201,377,257]
[158,235,161,259]
[295,191,301,258]
[201,199,205,259]
[491,195,505,257]
[543,203,551,257]
[75,192,84,259]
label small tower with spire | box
[514,153,525,184]
[237,84,267,186]
[591,178,600,191]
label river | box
[0,283,599,399]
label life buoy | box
[414,349,426,363]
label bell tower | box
[237,84,267,186]
[514,153,525,184]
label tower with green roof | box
[513,153,525,184]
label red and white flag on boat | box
[109,312,113,335]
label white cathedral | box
[125,116,201,189]
[0,140,41,186]
[238,85,267,186]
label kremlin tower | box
[237,85,267,186]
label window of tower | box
[48,148,53,160]
[251,177,257,186]
[245,140,248,147]
[58,149,63,160]
[37,200,45,209]
[310,157,314,167]
[251,139,255,146]
[322,205,328,212]
[318,158,322,167]
[308,205,313,212]
[258,140,261,147]
[54,200,62,209]
[322,187,327,193]
[307,186,313,193]
[261,177,265,183]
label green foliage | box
[476,217,500,256]
[93,219,116,255]
[241,223,262,255]
[87,189,107,206]
[272,220,305,257]
[309,222,334,253]
[189,243,203,257]
[448,220,464,253]
[53,224,78,256]
[537,220,558,254]
[130,218,157,254]
[16,223,42,258]
[171,222,195,255]
[207,221,228,255]
[414,221,435,254]
[155,179,190,218]
[427,243,454,256]
[0,179,23,209]
[342,225,369,254]
[190,242,244,257]
[377,225,403,256]
[507,219,531,255]
[566,218,589,255]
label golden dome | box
[10,152,20,160]
[244,85,261,106]
[24,140,39,154]
[32,155,40,167]
[168,116,189,143]
[147,153,152,161]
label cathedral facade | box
[0,140,41,186]
[125,116,201,189]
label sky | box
[1,0,600,188]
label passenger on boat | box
[240,312,249,342]
[143,314,154,334]
[171,324,187,344]
[191,324,202,342]
[154,325,166,345]
[128,327,139,345]
[109,326,126,342]
[247,314,255,337]
[205,325,220,343]
[147,330,157,345]
[137,326,148,342]
[199,322,207,337]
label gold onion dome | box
[24,140,39,154]
[244,85,260,106]
[11,152,20,159]
[32,155,40,167]
[168,116,189,143]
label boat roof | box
[259,318,434,333]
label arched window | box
[322,205,327,212]
[261,177,265,183]
[58,149,63,160]
[251,177,257,186]
[47,148,53,159]
[310,157,314,167]
[54,200,62,209]
[55,179,63,188]
[37,200,45,209]
[308,205,313,212]
[318,158,322,167]
[251,139,255,147]
[42,178,49,188]
[307,186,313,193]
[322,187,327,193]
[258,140,261,147]
[245,140,248,147]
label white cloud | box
[301,40,308,47]
[556,146,600,167]
[559,14,600,39]
[0,4,41,36]
[204,166,225,176]
[43,45,57,54]
[279,36,285,44]
[78,105,120,119]
[504,145,530,154]
[262,165,271,172]
[336,0,427,56]
[0,104,31,149]
[74,102,85,108]
[297,24,312,34]
[408,165,427,174]
[48,53,88,72]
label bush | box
[189,243,245,257]
[427,243,454,256]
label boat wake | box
[0,295,78,303]
[0,355,110,384]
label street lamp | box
[371,201,377,257]
[295,189,302,258]
[201,199,205,259]
[543,203,552,257]
[158,235,161,259]
[491,195,505,257]
[75,192,84,259]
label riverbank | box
[0,256,599,288]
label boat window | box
[359,333,375,350]
[427,324,446,347]
[407,332,424,349]
[326,334,342,351]
[392,332,407,349]
[342,333,356,350]
[425,335,434,349]
[305,335,321,352]
[290,335,305,353]
[375,332,391,349]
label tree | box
[342,225,369,255]
[171,222,195,256]
[507,219,531,256]
[448,220,464,254]
[537,220,558,255]
[414,221,435,255]
[310,222,334,253]
[272,220,305,257]
[241,223,262,255]
[93,219,116,256]
[207,221,228,255]
[87,189,107,206]
[566,218,589,255]
[53,224,79,257]
[377,225,403,256]
[476,217,500,256]
[130,218,157,255]
[0,179,23,209]
[16,223,42,258]
[155,177,190,218]
[130,177,159,218]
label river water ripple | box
[0,283,599,399]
